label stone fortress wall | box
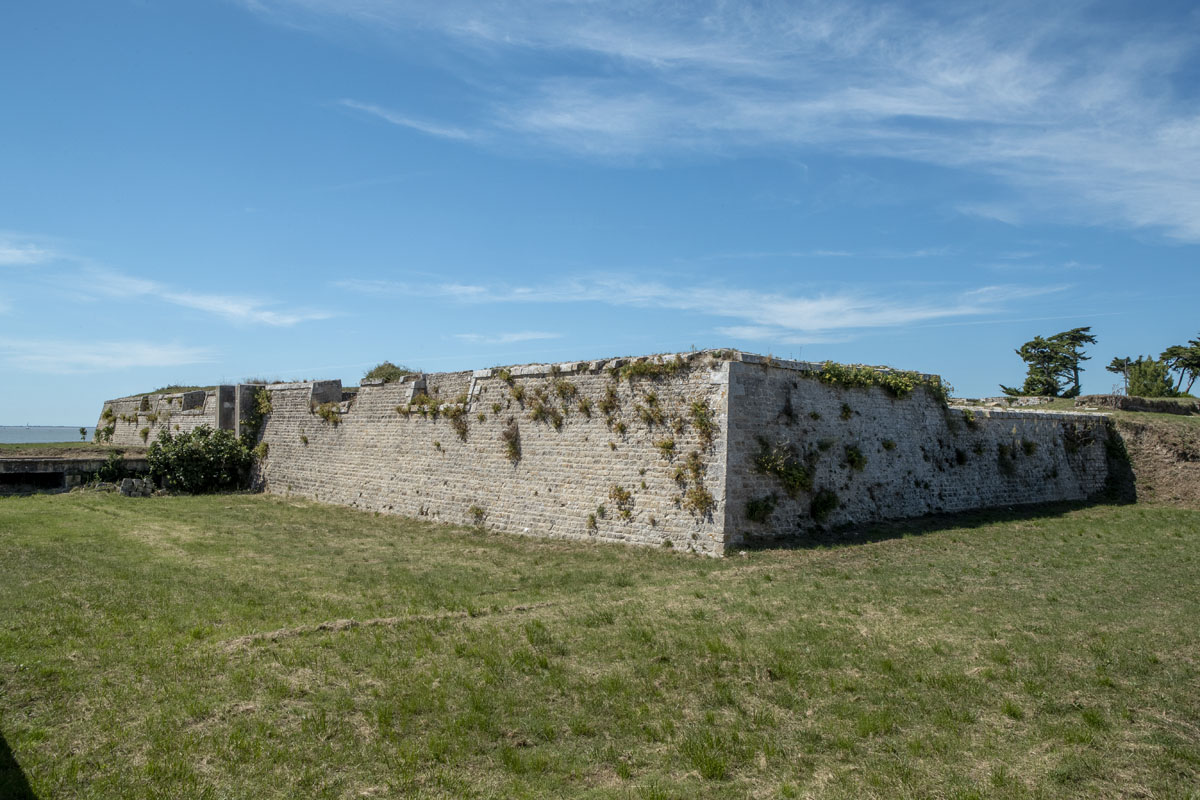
[253,354,732,555]
[97,350,1123,555]
[724,356,1114,548]
[95,384,266,446]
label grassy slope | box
[0,443,145,458]
[1,494,1198,799]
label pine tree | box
[1001,327,1096,397]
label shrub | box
[94,450,126,483]
[363,361,416,383]
[314,402,341,426]
[147,425,252,494]
[844,445,867,471]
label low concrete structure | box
[0,454,149,495]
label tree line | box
[1002,328,1199,398]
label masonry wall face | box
[724,361,1113,546]
[96,389,228,447]
[95,352,1124,555]
[254,357,731,555]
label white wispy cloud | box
[340,100,475,141]
[0,234,57,266]
[88,268,333,326]
[336,275,1066,335]
[714,326,853,346]
[246,1,1200,241]
[454,331,561,344]
[0,338,215,374]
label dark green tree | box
[1127,356,1177,398]
[1106,356,1133,394]
[1000,327,1096,397]
[1161,334,1200,395]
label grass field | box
[1,493,1198,799]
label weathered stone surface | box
[94,350,1125,554]
[254,352,730,555]
[725,362,1113,547]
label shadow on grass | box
[0,729,36,800]
[739,499,1132,552]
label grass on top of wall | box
[0,493,1198,799]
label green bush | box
[147,425,252,494]
[363,361,416,383]
[94,450,126,483]
[1128,358,1178,398]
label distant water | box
[0,426,95,444]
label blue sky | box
[2,0,1198,424]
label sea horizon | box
[0,425,96,444]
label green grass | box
[0,442,96,451]
[966,397,1200,431]
[1,494,1198,798]
[0,442,142,457]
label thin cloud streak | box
[454,331,562,344]
[0,338,215,374]
[340,100,475,141]
[88,268,333,326]
[336,276,1067,335]
[0,235,57,266]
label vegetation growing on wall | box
[675,449,716,517]
[313,402,341,426]
[745,494,777,524]
[363,361,416,383]
[817,361,950,403]
[501,418,521,463]
[613,354,689,382]
[689,400,718,448]
[810,488,839,522]
[240,387,273,447]
[844,445,867,471]
[608,484,634,520]
[753,437,813,498]
[446,405,469,441]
